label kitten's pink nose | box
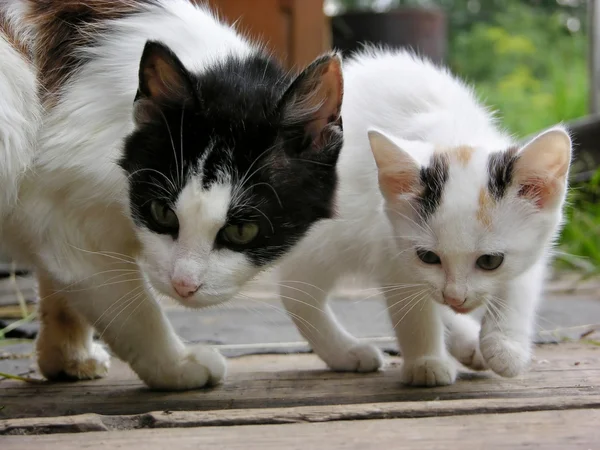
[171,279,201,298]
[443,296,466,307]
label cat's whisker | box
[66,277,146,292]
[127,167,178,196]
[179,107,185,188]
[115,294,147,340]
[239,294,323,346]
[234,182,283,209]
[158,108,181,189]
[96,287,145,338]
[66,244,138,266]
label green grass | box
[555,173,600,277]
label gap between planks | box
[3,409,600,449]
[1,394,600,435]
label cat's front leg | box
[386,290,456,386]
[279,263,383,373]
[36,273,111,380]
[480,268,542,378]
[69,270,226,390]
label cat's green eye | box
[476,254,504,271]
[417,249,441,265]
[221,223,260,246]
[149,200,179,231]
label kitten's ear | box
[513,127,572,209]
[279,53,343,148]
[368,129,421,201]
[134,41,195,123]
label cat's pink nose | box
[172,279,200,298]
[443,296,466,307]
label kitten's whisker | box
[386,288,430,319]
[392,289,430,329]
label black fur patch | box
[487,147,519,200]
[120,51,342,267]
[417,153,449,219]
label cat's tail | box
[0,27,40,218]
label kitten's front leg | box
[480,268,542,378]
[70,270,226,390]
[386,290,456,386]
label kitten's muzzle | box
[443,295,469,314]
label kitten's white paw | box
[448,332,487,371]
[324,343,384,373]
[138,346,227,390]
[38,341,111,380]
[480,332,530,378]
[401,356,457,387]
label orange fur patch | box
[0,11,31,62]
[477,187,493,227]
[454,145,474,166]
[434,145,474,166]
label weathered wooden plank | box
[3,409,599,449]
[0,343,598,420]
[2,394,599,435]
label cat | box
[0,0,344,390]
[276,48,572,386]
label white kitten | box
[276,48,571,386]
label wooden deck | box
[1,342,599,448]
[1,273,600,448]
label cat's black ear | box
[134,41,195,123]
[279,53,343,148]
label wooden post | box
[207,0,328,69]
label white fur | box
[0,0,258,389]
[276,49,570,385]
[0,24,39,219]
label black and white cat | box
[0,0,343,389]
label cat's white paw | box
[38,341,111,380]
[448,332,487,371]
[138,345,227,390]
[480,332,530,378]
[401,356,457,387]
[324,343,384,373]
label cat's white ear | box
[134,41,196,123]
[514,127,572,209]
[368,129,421,200]
[279,53,343,148]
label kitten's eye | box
[416,249,441,265]
[476,254,504,271]
[221,223,260,246]
[149,200,179,232]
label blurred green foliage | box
[448,2,588,137]
[332,0,589,137]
